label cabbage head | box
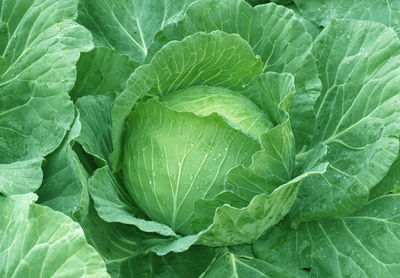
[124,84,284,235]
[111,29,325,245]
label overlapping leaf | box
[255,195,400,277]
[0,158,43,195]
[149,0,321,147]
[0,194,109,278]
[70,48,138,102]
[0,0,93,163]
[37,112,89,217]
[291,19,400,222]
[293,0,400,36]
[77,0,196,63]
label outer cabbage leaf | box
[37,111,89,218]
[0,194,109,278]
[201,250,308,278]
[70,48,138,102]
[77,0,196,63]
[0,56,6,72]
[195,164,326,246]
[287,4,320,39]
[0,0,93,163]
[291,19,400,222]
[75,96,114,166]
[148,0,321,148]
[116,246,218,278]
[227,73,295,199]
[0,158,43,195]
[79,202,149,274]
[90,166,178,238]
[293,0,400,37]
[254,195,400,278]
[370,154,400,198]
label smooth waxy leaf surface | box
[75,96,113,166]
[227,73,295,199]
[0,0,93,163]
[78,0,196,63]
[0,158,43,195]
[255,194,400,278]
[291,19,400,222]
[117,246,217,278]
[164,86,273,141]
[37,112,89,216]
[286,3,320,39]
[79,203,146,265]
[370,154,400,198]
[294,0,400,36]
[90,166,179,237]
[196,163,327,246]
[0,194,109,278]
[202,251,307,278]
[70,48,138,102]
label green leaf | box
[271,0,293,4]
[201,251,308,278]
[370,153,400,198]
[0,194,109,278]
[0,0,93,163]
[255,194,400,278]
[75,95,113,166]
[0,158,43,196]
[293,0,400,36]
[287,3,320,39]
[70,47,138,102]
[0,56,6,72]
[163,86,274,141]
[117,246,218,278]
[227,73,296,199]
[79,202,145,264]
[111,30,263,171]
[253,219,312,272]
[149,0,321,148]
[196,163,327,246]
[89,166,178,237]
[37,111,89,218]
[77,0,196,63]
[141,235,200,256]
[291,19,400,222]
